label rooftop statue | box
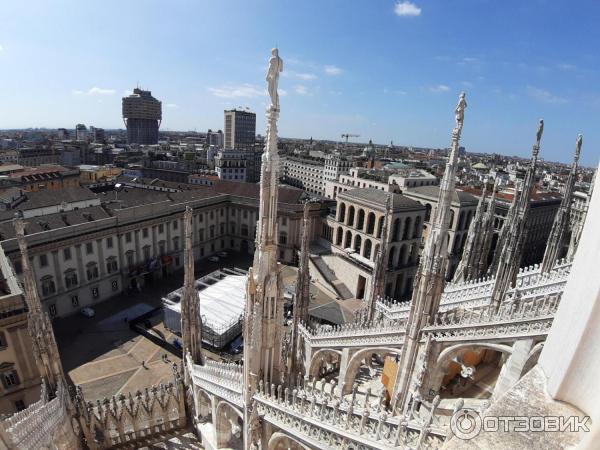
[266,48,283,110]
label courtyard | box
[54,251,253,400]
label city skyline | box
[1,1,599,165]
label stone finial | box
[575,134,583,162]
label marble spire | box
[244,50,287,447]
[567,167,595,260]
[14,217,65,394]
[288,201,312,384]
[477,177,499,277]
[541,135,582,272]
[367,194,392,324]
[181,206,203,366]
[453,181,488,283]
[490,120,542,308]
[392,92,467,412]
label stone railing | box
[74,364,186,450]
[422,294,561,342]
[0,381,74,450]
[188,357,244,408]
[254,379,447,450]
[377,259,571,321]
[299,321,406,349]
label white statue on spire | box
[266,48,283,110]
[455,92,467,125]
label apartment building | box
[282,153,352,196]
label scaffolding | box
[162,267,247,350]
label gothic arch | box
[194,387,213,421]
[215,401,243,449]
[458,211,466,231]
[436,342,513,366]
[309,349,342,378]
[268,432,311,450]
[342,347,402,394]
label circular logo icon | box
[450,408,482,440]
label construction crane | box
[341,133,360,144]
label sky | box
[0,0,599,166]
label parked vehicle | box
[80,307,95,318]
[217,251,228,258]
[208,256,220,262]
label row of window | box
[47,281,119,316]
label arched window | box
[344,230,353,248]
[338,203,346,223]
[453,234,462,254]
[363,239,373,259]
[449,210,455,229]
[413,216,422,238]
[347,206,355,227]
[392,218,401,242]
[376,216,385,238]
[336,227,343,245]
[388,246,396,269]
[399,244,407,267]
[357,209,365,230]
[458,211,466,231]
[354,235,362,254]
[366,212,376,235]
[425,203,432,221]
[466,210,473,229]
[402,217,412,240]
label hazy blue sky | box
[0,0,599,165]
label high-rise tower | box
[122,88,162,145]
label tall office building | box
[122,88,162,145]
[75,124,88,141]
[223,109,256,149]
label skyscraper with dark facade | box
[122,88,162,145]
[224,109,256,149]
